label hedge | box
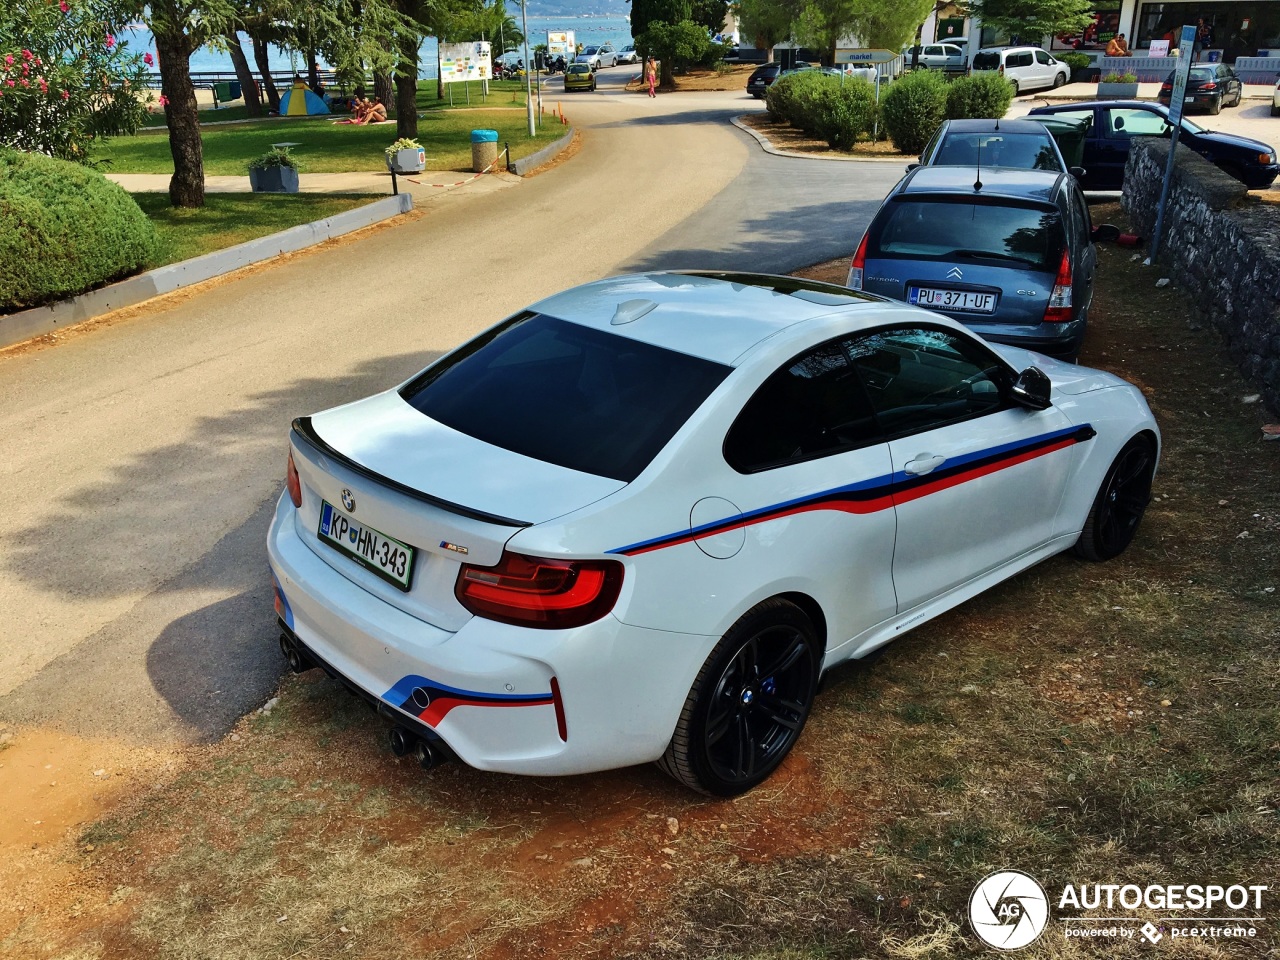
[880,69,948,155]
[765,71,877,151]
[945,73,1015,121]
[0,149,158,312]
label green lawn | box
[104,105,558,175]
[141,79,541,128]
[135,193,384,268]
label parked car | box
[1273,74,1280,117]
[574,47,599,69]
[564,61,595,91]
[970,46,1069,94]
[617,43,640,65]
[746,61,811,98]
[270,271,1159,796]
[916,119,1073,174]
[904,42,967,70]
[595,42,618,67]
[848,166,1097,360]
[1028,100,1279,190]
[1157,64,1242,115]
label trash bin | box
[471,128,499,173]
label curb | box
[0,193,412,352]
[512,127,574,175]
[730,115,911,163]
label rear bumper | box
[267,494,715,776]
[968,318,1086,360]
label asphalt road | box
[0,75,901,746]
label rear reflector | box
[1044,249,1074,323]
[456,550,624,629]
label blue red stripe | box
[609,424,1092,557]
[383,675,555,727]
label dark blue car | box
[1027,100,1278,190]
[848,166,1096,361]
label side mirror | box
[907,162,920,171]
[1070,165,1087,179]
[1012,366,1053,410]
[1091,223,1121,243]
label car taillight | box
[286,450,302,508]
[1160,82,1172,91]
[1201,81,1217,90]
[848,231,868,290]
[1044,249,1073,323]
[455,551,624,629]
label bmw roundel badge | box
[341,489,355,512]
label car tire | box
[658,598,820,797]
[1010,79,1020,96]
[1272,103,1280,117]
[1209,95,1221,115]
[1074,434,1156,562]
[1052,71,1066,88]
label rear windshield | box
[871,198,1064,271]
[934,132,1062,171]
[400,313,730,482]
[972,52,1000,70]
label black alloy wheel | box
[659,599,820,796]
[1075,435,1157,561]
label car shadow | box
[0,350,441,744]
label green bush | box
[0,149,158,311]
[1059,52,1091,73]
[880,70,948,155]
[945,73,1015,120]
[815,77,877,150]
[766,70,830,134]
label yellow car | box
[564,62,595,92]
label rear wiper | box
[951,249,1037,265]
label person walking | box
[645,56,657,97]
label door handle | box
[904,454,946,476]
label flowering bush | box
[0,0,151,161]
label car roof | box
[940,119,1056,135]
[530,272,885,366]
[975,45,1045,53]
[897,165,1065,204]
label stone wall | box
[1122,138,1280,413]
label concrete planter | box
[386,147,426,174]
[249,166,300,193]
[1097,81,1139,99]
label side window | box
[846,327,1009,437]
[724,341,880,472]
[1070,187,1091,241]
[1014,52,1034,67]
[1107,108,1169,138]
[1036,50,1053,64]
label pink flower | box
[61,89,70,99]
[38,79,47,93]
[158,93,168,106]
[105,34,115,49]
[34,57,41,66]
[19,78,28,87]
[3,55,12,67]
[21,49,32,61]
[143,52,153,66]
[5,80,13,88]
[59,0,68,9]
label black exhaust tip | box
[415,739,444,770]
[388,726,415,757]
[278,632,309,674]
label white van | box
[970,46,1069,94]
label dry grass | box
[12,204,1278,959]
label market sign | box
[1165,24,1199,127]
[441,41,491,83]
[835,48,899,64]
[547,31,576,58]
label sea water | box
[118,15,633,80]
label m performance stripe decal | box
[609,424,1092,557]
[383,675,554,727]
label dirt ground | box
[3,204,1278,959]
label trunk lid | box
[290,390,624,632]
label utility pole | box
[520,0,535,135]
